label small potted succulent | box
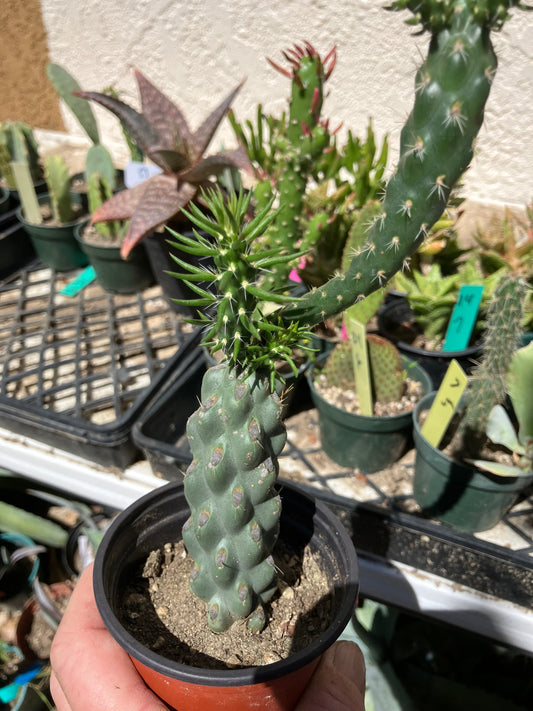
[74,171,153,293]
[307,333,432,472]
[412,273,533,532]
[0,121,46,204]
[15,153,89,271]
[73,69,251,303]
[378,257,502,386]
[91,2,530,709]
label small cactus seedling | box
[320,334,405,409]
[75,70,251,259]
[469,342,533,476]
[86,171,126,239]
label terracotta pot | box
[16,581,75,662]
[93,481,359,711]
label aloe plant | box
[74,69,250,259]
[167,0,528,636]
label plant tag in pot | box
[442,284,484,351]
[124,161,163,189]
[346,315,373,415]
[421,359,468,447]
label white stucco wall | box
[40,0,533,209]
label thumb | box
[295,641,366,711]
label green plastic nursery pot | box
[93,480,359,711]
[16,193,88,271]
[412,392,533,533]
[307,356,433,473]
[75,223,154,294]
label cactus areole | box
[172,0,529,636]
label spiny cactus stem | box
[282,7,498,328]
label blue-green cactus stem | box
[282,6,499,327]
[182,363,286,633]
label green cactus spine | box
[282,5,499,326]
[461,273,527,439]
[43,155,74,223]
[168,190,312,633]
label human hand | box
[50,563,365,711]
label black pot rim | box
[93,480,359,687]
[413,391,533,486]
[397,340,481,359]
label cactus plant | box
[231,47,389,293]
[74,69,250,259]
[168,188,313,633]
[320,334,406,406]
[150,0,531,637]
[459,273,527,446]
[282,0,527,327]
[469,342,533,476]
[0,121,43,189]
[43,154,75,223]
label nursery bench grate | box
[0,260,196,467]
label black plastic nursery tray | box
[0,207,36,280]
[132,368,533,609]
[0,260,199,468]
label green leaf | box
[508,342,533,443]
[47,63,100,145]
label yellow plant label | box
[346,316,373,416]
[421,359,468,447]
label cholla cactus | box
[460,273,527,444]
[75,70,250,259]
[171,0,529,635]
[169,189,312,633]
